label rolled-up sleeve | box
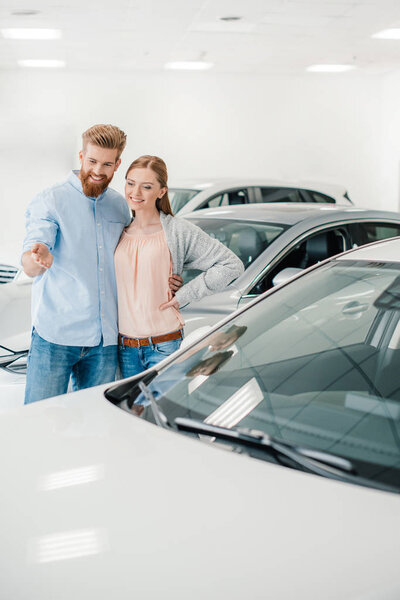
[175,220,244,306]
[22,192,59,255]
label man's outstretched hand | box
[31,243,53,269]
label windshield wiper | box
[174,418,399,494]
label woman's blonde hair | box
[82,124,127,160]
[125,155,173,216]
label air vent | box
[0,264,18,283]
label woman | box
[114,155,244,378]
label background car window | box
[181,218,287,284]
[204,193,229,209]
[227,189,248,205]
[259,187,304,203]
[202,189,248,209]
[250,227,348,294]
[169,189,200,213]
[348,222,400,246]
[304,190,336,204]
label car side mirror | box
[272,267,304,287]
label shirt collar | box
[68,170,108,201]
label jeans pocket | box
[154,339,181,357]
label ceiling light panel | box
[1,28,62,40]
[372,28,400,40]
[307,64,355,72]
[18,59,66,68]
[165,61,214,70]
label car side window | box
[204,189,248,209]
[227,189,248,205]
[250,227,348,295]
[304,190,335,204]
[259,187,304,203]
[204,193,229,209]
[348,222,400,247]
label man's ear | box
[114,158,121,172]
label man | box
[22,124,181,404]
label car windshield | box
[182,218,287,281]
[169,188,200,213]
[109,259,400,491]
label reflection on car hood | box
[0,385,399,599]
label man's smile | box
[89,174,105,182]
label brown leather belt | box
[118,330,183,348]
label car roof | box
[169,178,348,199]
[184,203,400,227]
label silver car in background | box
[181,204,400,336]
[169,178,353,215]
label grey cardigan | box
[157,211,244,307]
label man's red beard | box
[80,168,112,198]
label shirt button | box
[99,245,103,249]
[99,268,103,272]
[97,223,101,227]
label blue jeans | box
[118,337,182,379]
[24,329,118,404]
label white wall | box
[381,70,400,212]
[0,67,398,246]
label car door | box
[238,225,351,308]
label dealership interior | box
[1,1,400,599]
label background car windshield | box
[169,189,200,213]
[183,218,287,280]
[141,260,400,490]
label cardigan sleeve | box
[174,219,244,307]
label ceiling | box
[0,0,400,74]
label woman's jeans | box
[118,337,182,379]
[25,329,117,404]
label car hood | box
[1,386,399,600]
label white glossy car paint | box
[0,385,399,599]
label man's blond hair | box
[82,124,127,160]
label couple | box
[22,124,244,404]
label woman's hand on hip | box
[169,274,183,294]
[160,297,180,311]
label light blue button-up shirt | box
[23,171,131,347]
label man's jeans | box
[24,329,118,404]
[118,338,182,380]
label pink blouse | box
[114,225,184,338]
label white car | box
[1,238,400,599]
[169,177,353,215]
